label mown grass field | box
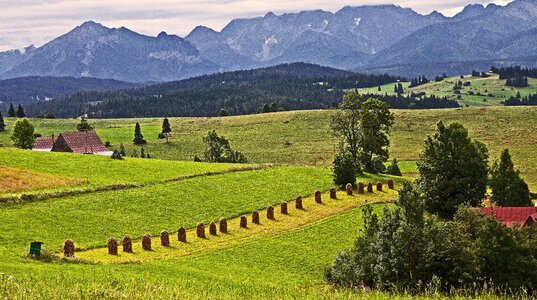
[359,73,537,107]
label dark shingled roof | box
[52,131,108,154]
[33,136,54,150]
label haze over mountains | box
[1,0,537,82]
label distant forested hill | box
[0,76,139,107]
[26,63,403,118]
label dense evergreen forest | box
[0,76,138,108]
[490,66,537,79]
[504,93,537,106]
[26,63,406,118]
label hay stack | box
[330,188,337,199]
[346,183,353,195]
[142,234,151,251]
[367,183,373,193]
[108,237,118,255]
[281,201,288,214]
[160,231,170,247]
[315,191,322,204]
[252,211,260,224]
[209,222,217,235]
[63,239,74,257]
[177,227,187,242]
[267,205,275,220]
[358,182,365,194]
[196,223,206,238]
[295,196,303,210]
[240,215,248,228]
[219,218,228,233]
[376,182,383,192]
[388,179,395,190]
[122,236,133,253]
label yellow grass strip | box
[0,166,85,194]
[77,185,398,264]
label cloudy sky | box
[0,0,511,51]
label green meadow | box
[1,106,536,299]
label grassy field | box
[1,105,536,298]
[2,106,535,188]
[358,74,537,107]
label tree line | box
[491,66,537,79]
[24,63,404,118]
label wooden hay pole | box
[295,196,303,210]
[108,237,118,255]
[376,182,383,192]
[209,222,217,235]
[358,182,365,194]
[315,191,322,204]
[63,239,75,257]
[388,179,395,190]
[160,231,170,247]
[122,236,133,253]
[346,183,353,195]
[219,218,228,233]
[252,211,260,224]
[240,215,248,228]
[196,223,206,238]
[142,234,151,251]
[281,201,288,214]
[177,227,187,242]
[330,187,337,199]
[267,205,275,220]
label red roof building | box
[33,135,55,151]
[480,207,537,227]
[33,131,112,156]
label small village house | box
[33,131,112,156]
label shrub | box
[325,183,537,294]
[332,146,358,187]
[386,159,402,176]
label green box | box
[29,241,44,256]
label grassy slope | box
[2,106,535,188]
[0,148,234,194]
[359,74,537,107]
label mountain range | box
[1,0,537,82]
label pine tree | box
[161,118,172,133]
[490,149,532,207]
[0,111,5,131]
[16,105,25,118]
[133,122,147,145]
[8,103,15,117]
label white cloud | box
[0,0,511,51]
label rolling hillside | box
[359,73,537,107]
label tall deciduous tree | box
[133,122,147,145]
[8,103,15,117]
[417,122,489,218]
[11,118,35,149]
[490,149,532,207]
[203,130,246,163]
[331,91,394,173]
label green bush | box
[332,146,358,187]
